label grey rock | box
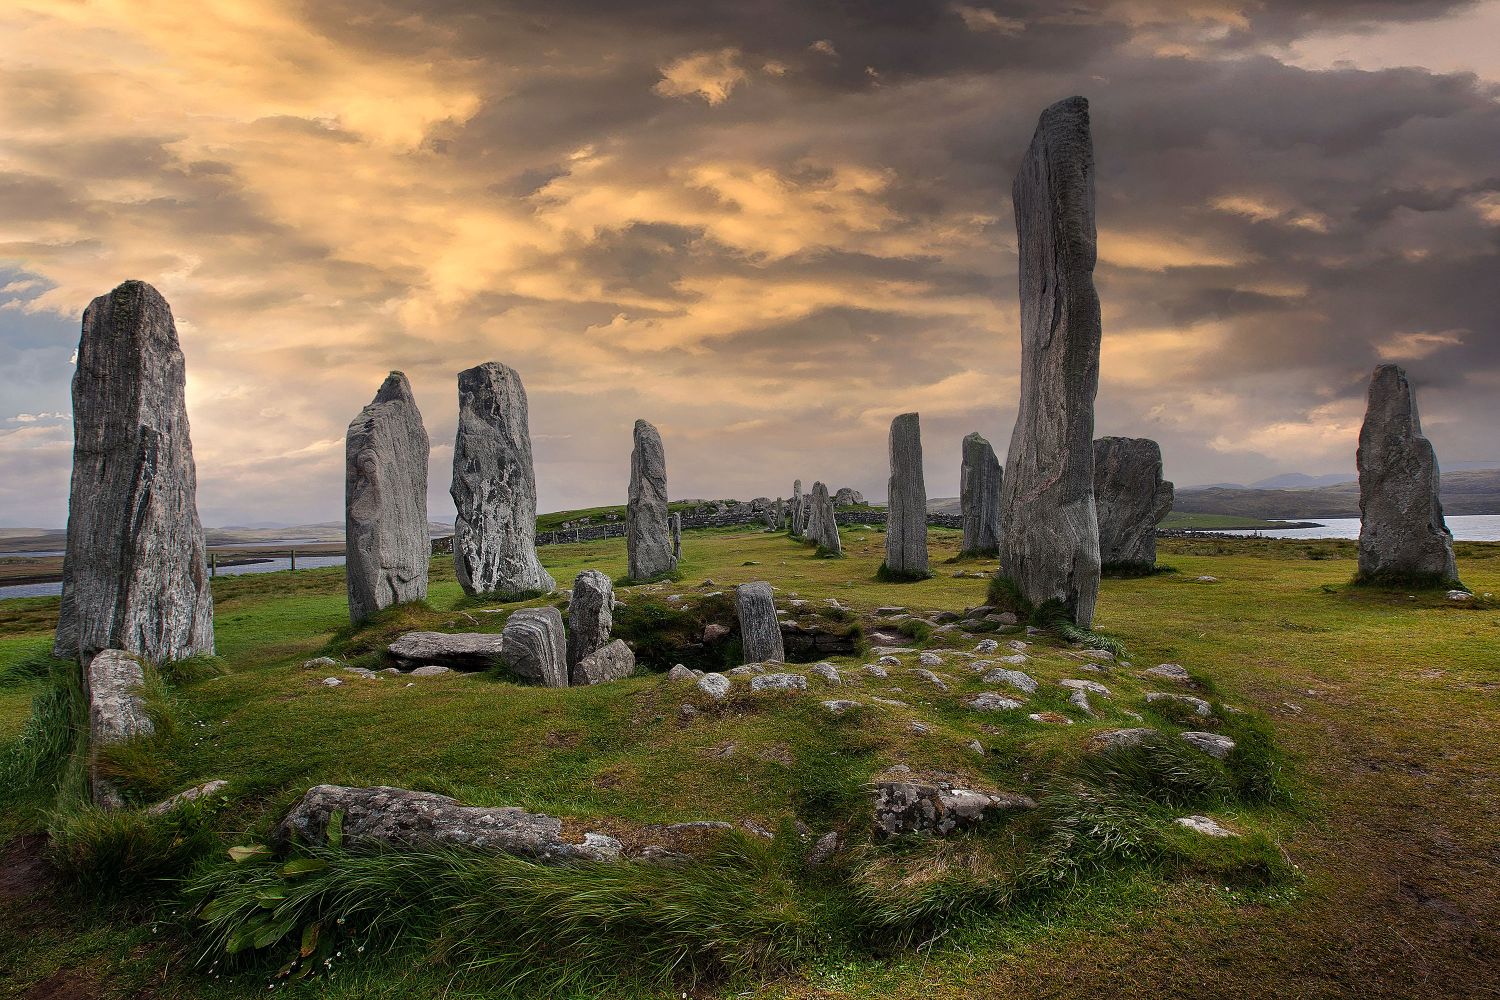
[303,656,340,670]
[736,581,786,664]
[500,607,569,687]
[450,362,555,597]
[983,668,1037,694]
[998,97,1103,627]
[884,413,929,577]
[1088,727,1159,751]
[918,651,943,667]
[1093,436,1173,570]
[1067,689,1094,716]
[804,481,842,554]
[146,779,229,816]
[87,649,155,807]
[909,721,931,735]
[1356,364,1459,583]
[667,664,696,682]
[626,419,677,580]
[1145,663,1192,684]
[346,372,430,625]
[862,664,889,678]
[821,699,861,715]
[55,281,213,664]
[570,638,635,686]
[810,662,842,684]
[567,570,614,666]
[911,668,948,691]
[1181,731,1236,759]
[273,784,622,861]
[791,479,804,536]
[751,672,807,692]
[1060,678,1111,697]
[409,665,453,677]
[697,672,731,700]
[960,431,1004,556]
[872,778,1034,837]
[968,692,1025,712]
[1176,814,1236,838]
[322,677,343,686]
[806,830,841,865]
[1028,711,1075,725]
[834,487,864,506]
[671,512,683,563]
[389,631,504,671]
[1146,691,1213,717]
[974,638,1000,654]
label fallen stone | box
[1181,731,1236,759]
[806,831,840,866]
[570,638,635,686]
[500,607,569,688]
[1060,678,1111,698]
[1067,689,1094,716]
[918,651,943,667]
[751,673,808,692]
[697,672,731,700]
[1176,815,1236,838]
[871,778,1035,837]
[862,664,889,678]
[322,677,343,687]
[389,632,504,671]
[810,662,841,684]
[911,669,949,692]
[666,664,695,682]
[968,692,1025,712]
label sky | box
[1,0,1498,529]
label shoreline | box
[0,542,346,586]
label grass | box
[0,525,1496,997]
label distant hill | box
[1247,472,1355,490]
[1173,468,1500,518]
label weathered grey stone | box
[960,432,1003,556]
[1087,727,1159,751]
[871,778,1034,837]
[1093,436,1172,569]
[834,487,865,506]
[1145,663,1192,684]
[450,362,554,598]
[804,481,842,554]
[86,649,155,807]
[569,638,635,686]
[273,785,622,861]
[55,281,213,664]
[146,779,229,816]
[500,607,568,687]
[1176,814,1236,838]
[983,668,1037,694]
[1146,691,1213,717]
[918,651,943,667]
[322,677,343,686]
[1181,731,1235,759]
[751,672,806,692]
[697,672,731,700]
[911,668,948,691]
[791,479,804,536]
[821,699,861,715]
[627,420,677,580]
[667,664,696,682]
[884,412,929,577]
[389,631,504,671]
[968,692,1025,712]
[409,665,452,677]
[671,512,682,563]
[1060,678,1111,698]
[736,581,785,664]
[998,97,1103,627]
[810,662,841,684]
[1356,364,1459,584]
[567,570,613,666]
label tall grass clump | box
[47,802,219,898]
[0,660,86,824]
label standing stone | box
[736,581,785,664]
[450,362,555,598]
[500,606,568,687]
[805,482,842,555]
[791,480,804,536]
[628,420,677,580]
[567,570,613,666]
[1093,437,1173,570]
[1356,364,1459,584]
[345,372,430,625]
[774,497,784,531]
[998,96,1102,626]
[763,502,777,531]
[54,281,213,664]
[960,432,1003,557]
[884,413,929,578]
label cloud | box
[653,48,748,104]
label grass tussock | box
[0,662,82,819]
[47,801,220,898]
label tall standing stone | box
[791,479,804,536]
[671,512,682,563]
[998,96,1102,626]
[628,419,677,580]
[1093,437,1173,570]
[54,281,213,664]
[1356,364,1458,584]
[567,569,613,666]
[805,481,842,555]
[450,362,555,598]
[884,412,929,578]
[736,581,785,664]
[345,372,430,625]
[960,432,1003,557]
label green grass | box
[0,526,1496,998]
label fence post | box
[210,552,216,578]
[290,548,296,573]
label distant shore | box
[0,542,346,586]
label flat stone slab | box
[872,777,1034,837]
[983,668,1038,694]
[751,673,808,692]
[1060,678,1111,698]
[1181,731,1236,759]
[389,631,504,670]
[1176,814,1236,838]
[968,692,1025,712]
[272,784,622,862]
[1144,663,1192,684]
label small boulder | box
[388,631,504,671]
[569,638,635,686]
[810,662,842,684]
[409,665,452,677]
[322,677,343,686]
[1146,692,1214,717]
[1181,731,1235,759]
[911,668,949,692]
[1176,814,1236,838]
[968,692,1024,712]
[751,673,808,692]
[974,639,999,654]
[918,651,943,667]
[1060,678,1111,698]
[146,779,229,816]
[821,699,862,715]
[697,672,732,700]
[983,668,1037,694]
[1144,663,1192,684]
[1087,727,1158,751]
[871,777,1034,837]
[667,664,696,682]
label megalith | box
[54,280,214,664]
[960,432,1003,557]
[627,419,677,580]
[884,412,929,578]
[997,96,1102,626]
[567,569,613,666]
[736,581,785,664]
[1093,437,1172,570]
[501,606,569,688]
[806,481,842,555]
[1356,364,1458,584]
[450,362,555,598]
[791,479,804,536]
[346,372,430,625]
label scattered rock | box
[909,721,931,734]
[871,777,1034,837]
[409,665,452,677]
[911,669,949,692]
[822,699,861,715]
[968,740,985,754]
[322,677,343,687]
[1087,727,1158,751]
[303,656,340,670]
[810,662,841,684]
[1067,690,1094,716]
[862,664,889,678]
[697,673,731,700]
[667,664,696,682]
[1446,590,1474,603]
[983,668,1038,694]
[1176,815,1236,838]
[968,692,1024,712]
[918,651,943,667]
[146,779,229,816]
[1144,663,1192,684]
[570,638,635,686]
[1181,731,1235,759]
[1146,692,1214,717]
[751,673,808,692]
[389,631,505,671]
[1028,711,1074,725]
[974,639,999,654]
[806,831,840,866]
[1060,678,1111,697]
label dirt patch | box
[22,970,104,1000]
[0,833,52,902]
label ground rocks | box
[1145,663,1192,684]
[736,581,785,664]
[1146,692,1213,717]
[1176,815,1236,838]
[1181,731,1235,759]
[961,432,1003,556]
[884,412,930,577]
[146,779,229,816]
[984,668,1038,694]
[1087,727,1159,751]
[751,673,807,692]
[567,570,614,666]
[697,673,731,700]
[871,777,1034,837]
[569,638,635,686]
[968,692,1025,712]
[628,419,677,580]
[389,631,505,671]
[1093,436,1172,570]
[500,607,569,688]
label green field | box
[1,527,1495,998]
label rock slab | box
[500,607,569,687]
[567,569,614,666]
[998,97,1103,626]
[55,281,214,664]
[736,581,786,664]
[1356,364,1458,583]
[1093,436,1172,569]
[960,432,1003,556]
[885,412,929,577]
[569,638,635,686]
[872,778,1034,837]
[450,362,555,597]
[345,372,430,624]
[628,420,677,580]
[87,649,155,807]
[389,631,504,671]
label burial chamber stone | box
[804,481,842,555]
[570,638,635,686]
[345,372,430,624]
[388,631,505,671]
[567,569,614,666]
[54,280,213,664]
[884,413,929,577]
[628,419,677,580]
[501,606,569,687]
[736,581,785,664]
[1093,436,1173,569]
[450,362,555,598]
[960,432,1003,556]
[997,96,1102,626]
[1356,364,1458,584]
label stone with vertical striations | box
[998,96,1102,626]
[500,606,569,687]
[885,413,929,577]
[87,649,155,807]
[736,581,785,664]
[567,569,613,666]
[805,481,842,555]
[451,362,555,598]
[791,479,804,536]
[54,281,213,664]
[1093,436,1172,570]
[346,372,430,625]
[628,420,677,580]
[1356,364,1458,584]
[960,432,1003,556]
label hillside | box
[1174,468,1500,518]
